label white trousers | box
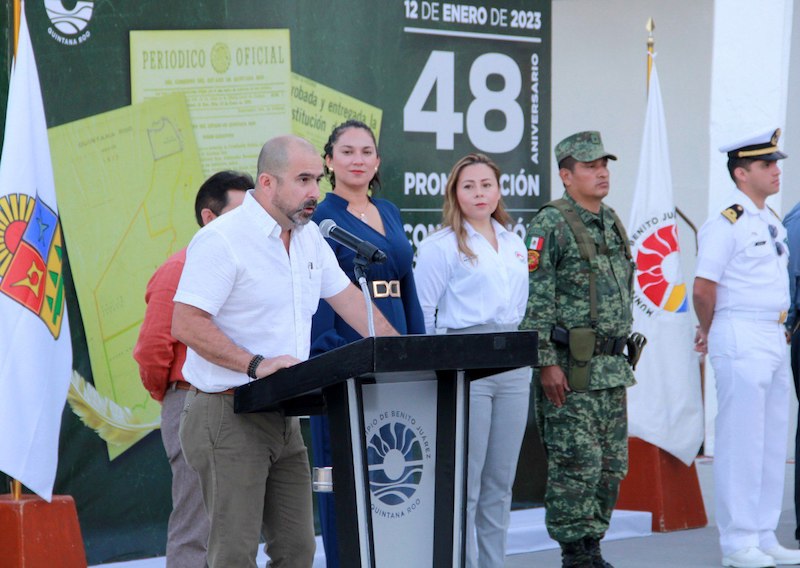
[709,315,791,556]
[465,367,531,568]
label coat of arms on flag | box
[0,192,66,338]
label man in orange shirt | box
[133,170,250,567]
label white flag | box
[626,63,703,465]
[0,3,72,501]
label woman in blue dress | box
[310,120,425,567]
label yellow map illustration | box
[49,94,204,459]
[48,32,383,459]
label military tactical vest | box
[544,198,632,328]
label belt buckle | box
[371,280,400,299]
[780,311,788,324]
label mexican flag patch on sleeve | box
[526,233,545,272]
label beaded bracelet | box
[247,354,265,379]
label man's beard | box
[288,198,318,225]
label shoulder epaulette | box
[721,204,744,224]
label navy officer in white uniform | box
[694,128,800,568]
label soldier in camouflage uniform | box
[521,131,635,568]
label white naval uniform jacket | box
[696,189,789,317]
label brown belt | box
[169,380,192,391]
[188,385,235,396]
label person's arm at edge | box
[399,269,427,335]
[386,201,426,334]
[172,302,300,379]
[133,259,183,402]
[521,213,569,407]
[310,298,350,355]
[692,276,717,355]
[785,216,800,333]
[413,236,451,335]
[309,236,350,355]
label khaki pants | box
[180,390,316,568]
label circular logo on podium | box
[366,415,425,508]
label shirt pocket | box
[744,240,771,258]
[302,266,323,317]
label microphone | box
[318,219,387,264]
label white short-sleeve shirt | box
[696,188,789,314]
[414,220,530,334]
[174,190,351,391]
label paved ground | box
[101,457,798,567]
[505,458,799,568]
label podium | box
[235,332,537,568]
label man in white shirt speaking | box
[172,135,397,568]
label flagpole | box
[620,18,708,531]
[644,18,699,250]
[646,17,654,94]
[9,0,22,501]
[13,0,21,57]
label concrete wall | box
[552,0,714,233]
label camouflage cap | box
[555,131,618,163]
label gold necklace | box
[348,201,371,221]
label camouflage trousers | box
[534,382,628,543]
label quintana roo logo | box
[366,421,424,507]
[45,0,94,46]
[0,193,67,338]
[635,223,688,313]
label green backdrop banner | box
[2,1,550,562]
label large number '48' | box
[403,50,523,153]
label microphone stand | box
[353,254,376,338]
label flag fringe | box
[67,371,159,445]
